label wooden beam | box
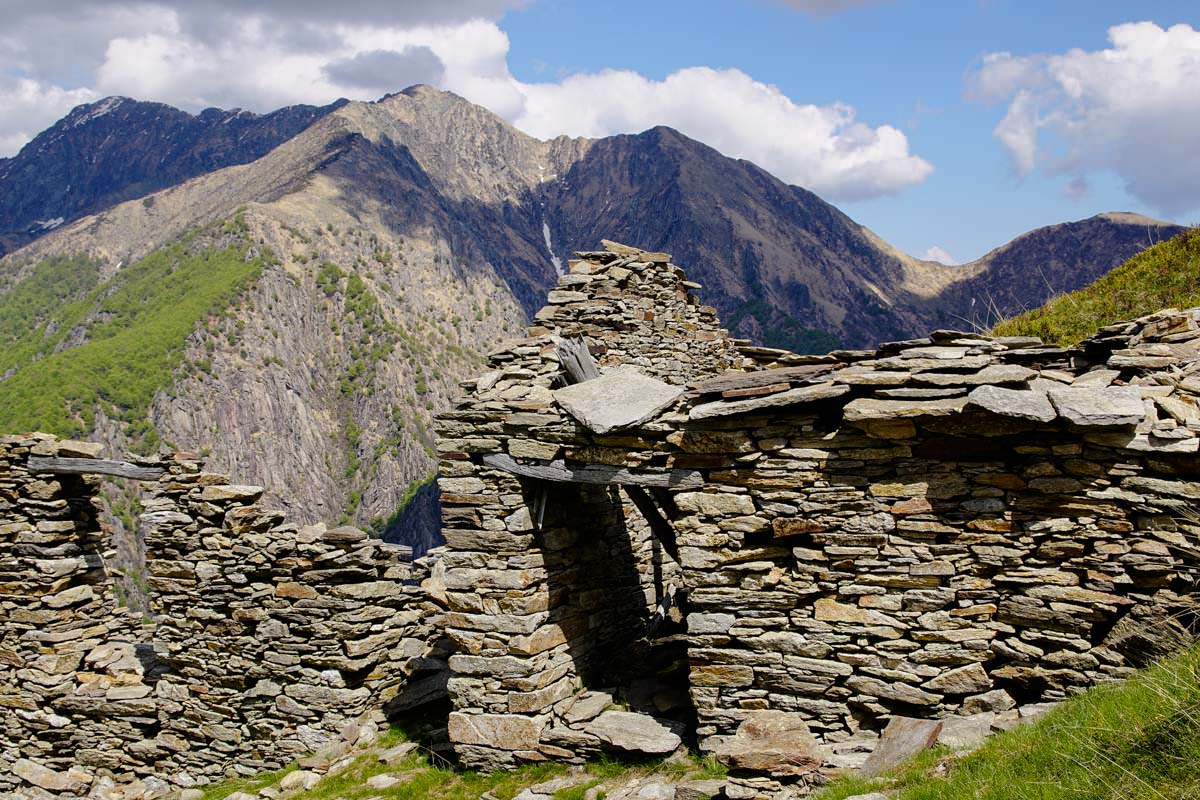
[625,485,680,563]
[27,456,164,482]
[556,337,601,384]
[482,453,702,489]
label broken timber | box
[27,456,165,482]
[483,453,703,489]
[556,336,601,384]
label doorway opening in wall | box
[528,477,698,743]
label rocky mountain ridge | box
[0,95,346,257]
[0,86,1185,548]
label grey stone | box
[967,385,1055,423]
[674,780,727,800]
[1048,387,1145,427]
[937,712,995,751]
[564,691,614,724]
[925,663,991,694]
[553,366,684,433]
[913,364,1037,387]
[860,716,943,776]
[690,381,850,420]
[843,396,968,421]
[448,712,544,750]
[584,711,682,755]
[710,711,822,777]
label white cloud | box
[921,246,958,265]
[969,21,1200,216]
[511,67,931,200]
[0,78,100,158]
[0,2,932,201]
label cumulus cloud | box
[0,1,932,201]
[968,21,1200,216]
[921,246,958,265]
[514,67,932,200]
[0,78,100,157]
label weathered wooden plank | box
[482,453,703,489]
[556,337,601,384]
[27,456,164,481]
[625,485,680,562]
[688,364,840,395]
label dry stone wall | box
[437,241,1200,792]
[1,434,439,799]
[436,242,740,770]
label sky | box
[0,0,1197,263]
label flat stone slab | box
[1048,387,1145,427]
[583,710,682,755]
[843,396,968,422]
[967,385,1056,423]
[690,382,849,420]
[860,716,943,776]
[710,710,822,777]
[553,367,683,434]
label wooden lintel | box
[27,456,165,482]
[482,453,702,489]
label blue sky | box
[500,0,1198,261]
[1,0,1197,262]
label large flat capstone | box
[1048,387,1145,427]
[552,367,683,434]
[966,385,1056,423]
[583,710,683,755]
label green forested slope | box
[0,218,268,449]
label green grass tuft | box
[993,227,1200,345]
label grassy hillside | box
[0,216,269,450]
[819,645,1200,800]
[993,227,1200,344]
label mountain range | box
[0,86,1185,549]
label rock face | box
[0,434,443,797]
[436,240,1200,791]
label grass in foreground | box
[992,227,1200,345]
[817,646,1200,800]
[200,726,725,800]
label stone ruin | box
[3,239,1200,799]
[435,241,1200,795]
[1,439,442,799]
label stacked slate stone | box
[437,242,1200,795]
[436,241,740,771]
[1,434,162,800]
[2,436,443,799]
[143,460,440,784]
